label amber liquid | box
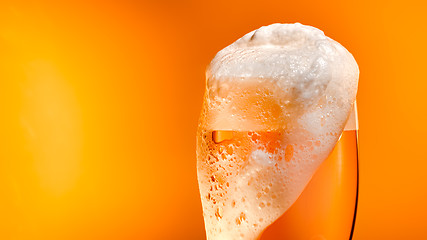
[259,130,359,240]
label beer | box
[197,128,357,240]
[197,23,359,240]
[260,130,358,240]
[198,106,358,240]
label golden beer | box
[260,130,358,240]
[197,123,358,240]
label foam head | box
[203,23,358,131]
[197,23,359,240]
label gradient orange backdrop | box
[0,0,426,239]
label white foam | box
[205,23,358,131]
[197,23,359,240]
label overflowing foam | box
[197,23,359,240]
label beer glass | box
[196,23,359,240]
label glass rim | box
[344,101,359,131]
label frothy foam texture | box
[197,23,359,240]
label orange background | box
[0,0,426,239]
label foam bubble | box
[197,23,359,240]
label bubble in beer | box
[197,23,359,240]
